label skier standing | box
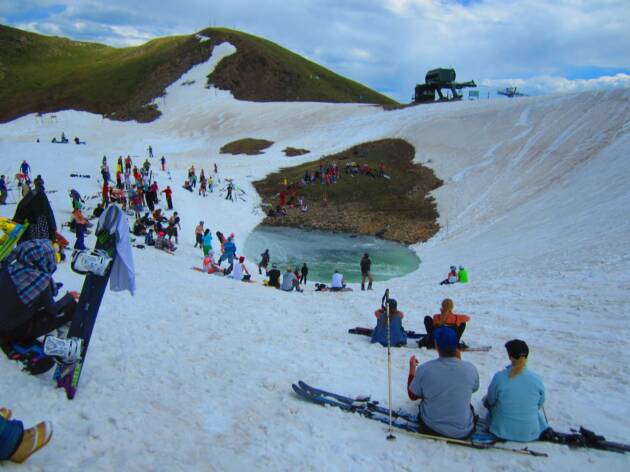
[160,156,166,171]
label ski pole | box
[384,288,395,440]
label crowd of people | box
[0,148,579,464]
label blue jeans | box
[0,416,23,460]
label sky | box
[1,0,629,102]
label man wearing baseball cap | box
[483,339,548,441]
[407,327,479,439]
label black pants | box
[2,294,77,344]
[300,274,307,284]
[166,196,173,210]
[422,316,466,348]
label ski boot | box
[43,336,83,363]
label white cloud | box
[481,73,630,95]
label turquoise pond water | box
[243,226,420,284]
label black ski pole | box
[384,288,395,440]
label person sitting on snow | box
[281,266,302,292]
[154,231,175,252]
[440,265,459,285]
[266,263,281,288]
[419,298,470,349]
[0,240,81,373]
[483,339,548,442]
[230,256,251,282]
[330,269,346,291]
[371,298,407,347]
[408,327,479,439]
[144,229,155,246]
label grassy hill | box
[0,25,397,123]
[254,139,442,244]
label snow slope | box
[1,44,629,471]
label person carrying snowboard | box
[360,253,373,290]
[408,327,479,439]
[483,339,548,442]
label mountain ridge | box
[0,25,396,123]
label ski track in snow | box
[1,47,629,471]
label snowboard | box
[54,205,120,399]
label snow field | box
[1,47,629,471]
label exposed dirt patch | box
[220,138,274,155]
[283,147,310,157]
[253,139,442,244]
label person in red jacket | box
[419,298,470,349]
[161,186,173,210]
[102,181,110,206]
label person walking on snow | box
[360,253,373,290]
[225,182,234,201]
[161,186,173,210]
[160,156,166,171]
[148,145,153,158]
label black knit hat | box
[505,339,529,358]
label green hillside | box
[0,25,397,123]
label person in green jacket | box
[457,265,468,283]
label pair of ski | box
[292,381,547,457]
[293,381,630,455]
[348,327,492,352]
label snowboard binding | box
[71,249,112,276]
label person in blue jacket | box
[218,235,236,272]
[0,408,52,463]
[483,339,548,441]
[371,298,407,347]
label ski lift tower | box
[414,68,476,103]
